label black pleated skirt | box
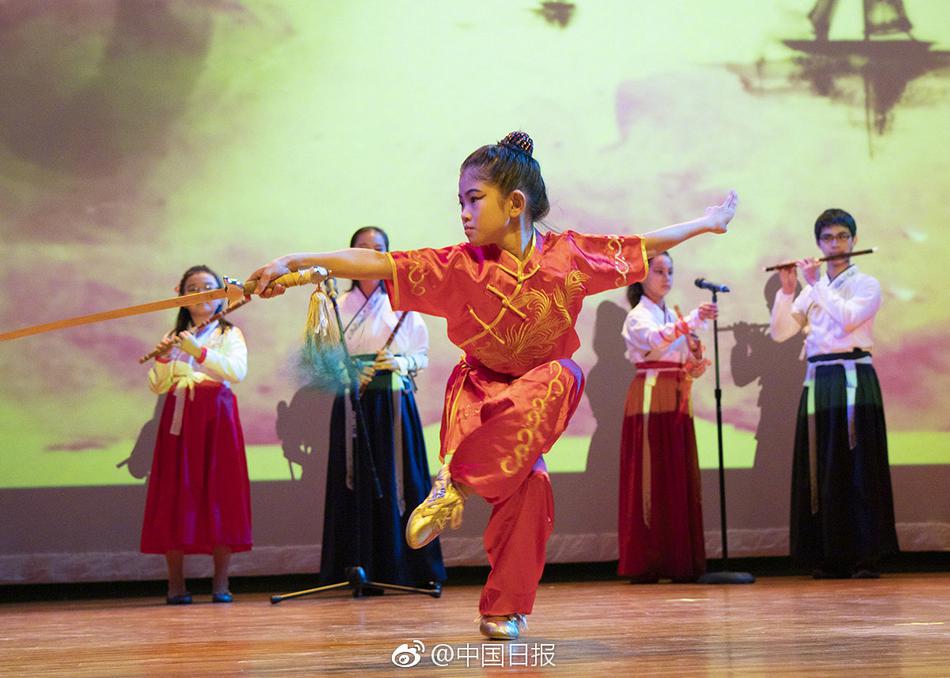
[319,370,446,587]
[790,361,899,570]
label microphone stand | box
[697,287,755,585]
[272,277,441,602]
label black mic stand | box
[697,288,755,585]
[272,277,441,602]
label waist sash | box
[168,375,220,436]
[634,361,686,527]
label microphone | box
[695,277,731,293]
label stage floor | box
[1,574,948,676]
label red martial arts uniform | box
[386,229,647,615]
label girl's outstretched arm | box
[247,249,392,298]
[641,190,738,258]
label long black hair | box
[626,251,671,308]
[172,265,233,334]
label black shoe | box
[851,569,881,579]
[166,592,193,605]
[212,592,234,603]
[811,569,850,580]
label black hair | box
[349,225,390,250]
[173,265,232,334]
[626,251,671,308]
[348,226,389,291]
[460,131,550,222]
[814,208,856,241]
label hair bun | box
[499,131,534,157]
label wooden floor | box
[1,574,949,676]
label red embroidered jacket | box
[385,230,647,377]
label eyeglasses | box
[184,283,218,293]
[818,233,852,243]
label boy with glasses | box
[769,208,898,578]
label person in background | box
[141,265,251,604]
[770,208,898,578]
[318,226,446,590]
[618,251,714,583]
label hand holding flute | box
[144,329,204,363]
[140,296,252,363]
[779,257,829,291]
[148,334,179,362]
[764,247,876,272]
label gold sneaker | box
[478,613,528,640]
[405,464,468,549]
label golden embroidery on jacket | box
[406,250,428,296]
[606,235,630,287]
[472,269,588,373]
[458,263,540,349]
[500,360,565,476]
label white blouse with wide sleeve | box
[770,265,880,357]
[148,321,248,395]
[621,296,707,368]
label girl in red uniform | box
[249,132,737,638]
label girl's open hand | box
[704,190,739,234]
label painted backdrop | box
[1,0,948,582]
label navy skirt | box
[790,357,899,570]
[319,369,446,587]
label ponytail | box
[626,282,644,308]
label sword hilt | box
[236,266,329,297]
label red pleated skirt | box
[141,381,252,555]
[617,369,705,580]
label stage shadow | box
[723,274,804,530]
[117,395,166,480]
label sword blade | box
[0,287,238,342]
[0,266,327,342]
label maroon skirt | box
[617,367,705,580]
[141,381,252,555]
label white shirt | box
[338,285,428,375]
[621,296,707,370]
[148,321,248,394]
[770,265,880,357]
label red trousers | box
[441,358,584,615]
